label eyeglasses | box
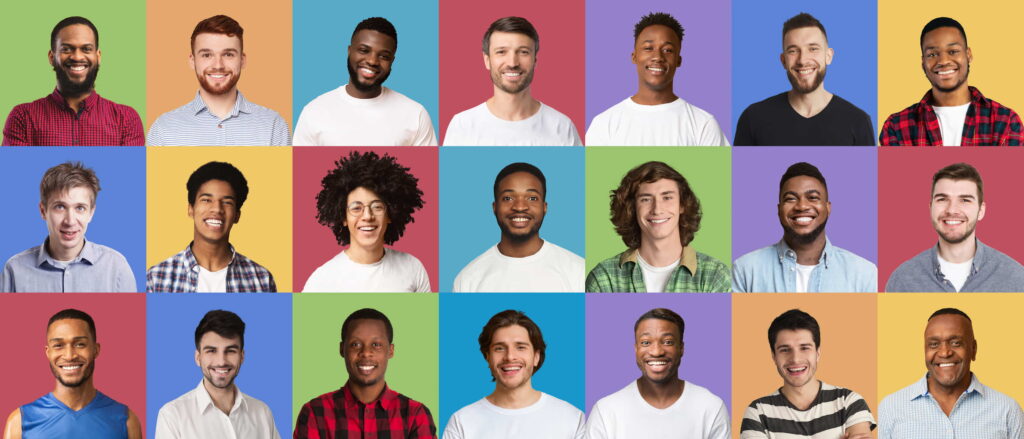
[347,201,387,216]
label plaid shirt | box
[585,247,731,293]
[3,88,144,146]
[146,243,276,292]
[880,86,1023,146]
[293,384,437,439]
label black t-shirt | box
[734,92,876,146]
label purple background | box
[585,0,732,141]
[731,147,878,263]
[584,294,732,414]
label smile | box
[212,367,232,375]
[500,364,523,372]
[358,225,377,231]
[937,362,957,367]
[648,218,669,224]
[60,365,82,371]
[943,220,963,225]
[204,219,223,228]
[786,366,807,373]
[793,216,814,225]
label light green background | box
[584,147,732,273]
[292,294,440,430]
[1,1,146,130]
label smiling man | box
[443,16,580,146]
[585,308,729,439]
[881,17,1023,146]
[294,308,437,439]
[443,310,583,439]
[733,162,876,292]
[147,161,276,293]
[587,12,728,146]
[147,15,289,146]
[293,17,436,146]
[2,309,142,439]
[453,163,584,292]
[886,163,1024,292]
[155,310,280,439]
[878,308,1024,438]
[741,309,874,439]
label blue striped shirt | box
[1,239,136,292]
[879,374,1024,439]
[147,91,289,146]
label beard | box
[935,220,976,245]
[787,64,826,94]
[496,215,543,243]
[53,60,99,98]
[347,60,390,93]
[932,63,970,94]
[783,218,828,246]
[197,69,241,96]
[50,361,94,388]
[490,67,535,94]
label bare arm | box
[3,409,21,439]
[126,409,142,439]
[841,421,872,439]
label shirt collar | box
[183,242,238,272]
[911,373,985,400]
[187,91,254,118]
[49,88,100,112]
[774,237,832,269]
[193,380,246,415]
[928,239,986,276]
[342,383,398,410]
[36,238,96,267]
[619,246,698,275]
[921,86,985,107]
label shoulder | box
[733,245,776,269]
[829,95,872,117]
[240,391,276,417]
[4,246,41,267]
[829,244,877,271]
[90,242,131,264]
[450,102,487,122]
[299,87,342,114]
[980,244,1024,275]
[675,98,717,121]
[457,246,496,272]
[148,248,188,273]
[883,101,924,126]
[102,97,142,119]
[543,241,585,265]
[541,393,586,417]
[593,381,637,409]
[741,92,788,117]
[382,87,429,112]
[385,248,425,266]
[233,251,272,274]
[157,389,196,417]
[539,102,574,122]
[684,381,726,407]
[695,251,730,274]
[878,380,920,414]
[589,252,628,275]
[888,248,932,279]
[591,98,633,121]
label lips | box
[644,358,670,373]
[204,219,223,229]
[791,215,815,225]
[356,363,377,375]
[59,229,80,241]
[785,365,808,375]
[646,65,666,75]
[647,218,670,225]
[507,214,532,228]
[210,366,233,377]
[358,66,379,79]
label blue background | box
[0,147,146,291]
[731,0,878,139]
[439,147,585,292]
[292,0,440,133]
[439,293,585,433]
[145,294,293,439]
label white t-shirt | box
[795,263,817,293]
[302,248,431,292]
[452,241,584,292]
[197,266,228,293]
[586,97,730,146]
[933,103,970,146]
[443,102,582,146]
[154,381,281,439]
[637,254,679,293]
[292,85,437,146]
[585,380,730,439]
[443,393,585,439]
[938,254,973,292]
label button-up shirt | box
[878,374,1024,439]
[1,238,136,292]
[732,238,877,292]
[3,88,144,146]
[147,91,290,146]
[155,381,281,439]
[885,240,1024,292]
[585,246,731,293]
[880,86,1024,146]
[293,384,437,439]
[146,243,276,293]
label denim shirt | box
[732,238,877,292]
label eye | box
[639,340,650,346]
[949,50,959,55]
[662,340,674,346]
[928,342,939,348]
[638,196,652,204]
[528,196,538,201]
[501,196,512,202]
[494,345,505,352]
[951,340,962,347]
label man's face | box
[190,32,245,96]
[635,178,683,245]
[483,31,536,95]
[930,178,985,245]
[51,24,101,97]
[772,329,819,390]
[493,172,547,243]
[194,331,243,390]
[634,318,683,385]
[188,179,240,245]
[347,29,395,93]
[343,186,390,251]
[341,319,394,388]
[921,26,971,94]
[781,26,832,94]
[486,324,540,391]
[40,186,95,260]
[46,318,99,388]
[924,314,976,391]
[778,176,830,245]
[631,24,681,92]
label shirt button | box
[218,124,223,128]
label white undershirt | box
[197,266,228,293]
[933,103,970,146]
[636,254,679,293]
[795,263,817,293]
[937,254,973,292]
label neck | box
[787,87,832,118]
[637,238,683,267]
[47,238,84,262]
[631,84,677,106]
[783,233,826,265]
[199,88,238,120]
[928,372,971,403]
[202,379,237,415]
[937,237,976,263]
[487,383,541,409]
[497,236,544,258]
[346,83,382,99]
[60,88,92,113]
[347,380,386,404]
[780,379,820,411]
[190,238,233,271]
[53,380,97,411]
[931,85,971,107]
[347,244,385,264]
[486,90,539,121]
[636,377,683,409]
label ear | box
[189,52,195,71]
[48,50,55,66]
[483,52,491,71]
[339,341,345,357]
[543,201,548,215]
[39,202,46,220]
[188,204,195,219]
[679,340,685,358]
[966,47,973,64]
[195,349,201,367]
[238,349,245,366]
[96,49,102,64]
[631,50,638,65]
[978,201,986,221]
[387,343,395,359]
[533,350,540,368]
[234,209,241,224]
[94,342,101,359]
[825,47,834,66]
[492,201,497,214]
[780,52,786,69]
[971,339,977,361]
[240,51,247,70]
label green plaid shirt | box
[586,247,731,293]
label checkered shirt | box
[146,243,276,293]
[293,385,437,439]
[880,86,1023,146]
[3,89,144,146]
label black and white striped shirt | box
[741,382,875,439]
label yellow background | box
[146,147,293,290]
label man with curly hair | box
[303,151,431,292]
[585,161,730,292]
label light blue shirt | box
[147,91,290,146]
[1,239,136,292]
[879,374,1024,439]
[732,237,877,292]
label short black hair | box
[779,162,828,198]
[342,308,394,344]
[483,16,539,54]
[353,17,397,49]
[782,12,828,45]
[928,307,972,322]
[633,12,684,43]
[52,16,99,52]
[493,162,547,201]
[186,161,249,210]
[634,308,685,338]
[48,308,97,341]
[768,309,821,351]
[194,310,246,350]
[478,310,547,379]
[920,17,967,49]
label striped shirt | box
[3,88,144,146]
[147,91,289,146]
[585,247,732,293]
[294,384,437,439]
[878,373,1024,439]
[741,382,874,439]
[1,238,136,293]
[146,243,276,293]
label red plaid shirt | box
[880,86,1023,146]
[2,88,144,146]
[294,384,437,439]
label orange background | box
[732,294,878,438]
[145,0,292,129]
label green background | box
[292,293,440,430]
[1,1,147,130]
[584,147,732,273]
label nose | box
[360,205,376,220]
[512,197,528,211]
[649,342,665,356]
[61,210,75,225]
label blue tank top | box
[21,391,128,439]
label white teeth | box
[503,72,521,77]
[647,361,667,366]
[938,363,956,367]
[647,67,664,72]
[787,366,807,372]
[794,217,813,224]
[937,70,954,75]
[209,74,226,78]
[501,365,522,371]
[358,226,376,231]
[61,365,82,370]
[944,220,963,225]
[649,218,668,224]
[70,66,86,71]
[359,365,374,371]
[205,219,223,226]
[511,218,528,223]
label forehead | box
[488,31,535,50]
[347,186,382,202]
[197,179,236,197]
[198,330,241,347]
[498,171,543,191]
[193,32,242,51]
[346,318,388,339]
[491,324,532,344]
[56,24,97,46]
[352,29,396,51]
[637,178,679,195]
[636,24,679,45]
[47,318,92,339]
[922,26,965,48]
[46,186,95,206]
[783,26,827,47]
[781,175,826,195]
[925,314,972,338]
[635,317,680,338]
[773,328,816,347]
[932,178,979,197]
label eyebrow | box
[500,188,542,194]
[203,343,241,350]
[924,41,964,50]
[199,192,236,200]
[932,192,975,200]
[637,190,678,197]
[49,336,90,343]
